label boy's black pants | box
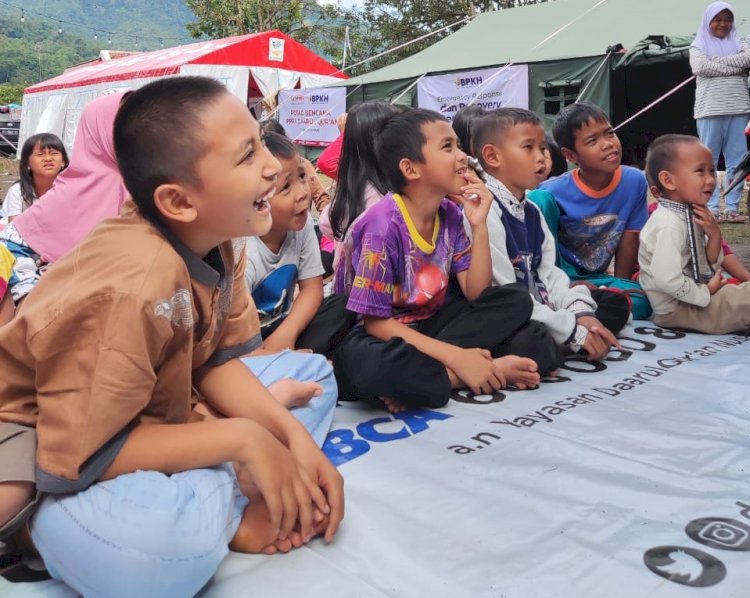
[263,294,356,357]
[590,288,631,337]
[332,285,561,410]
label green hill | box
[1,0,194,52]
[0,0,196,95]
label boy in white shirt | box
[246,132,355,355]
[639,134,750,333]
[469,108,629,360]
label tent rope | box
[574,51,612,103]
[467,0,613,107]
[613,74,696,131]
[332,16,475,77]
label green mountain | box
[2,0,194,52]
[0,0,197,94]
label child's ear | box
[560,147,578,165]
[657,170,676,192]
[153,183,198,223]
[481,143,502,169]
[399,158,420,182]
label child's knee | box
[0,480,35,530]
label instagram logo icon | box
[686,517,750,552]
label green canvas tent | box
[336,0,749,164]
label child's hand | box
[577,316,621,361]
[233,424,330,544]
[692,204,721,240]
[448,347,504,395]
[288,436,345,543]
[452,171,492,228]
[707,270,726,295]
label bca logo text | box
[643,501,750,587]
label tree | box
[0,83,25,104]
[184,0,342,48]
[340,0,551,75]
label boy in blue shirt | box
[533,102,650,318]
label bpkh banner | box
[417,64,529,121]
[277,87,346,146]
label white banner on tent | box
[417,65,529,121]
[277,87,346,146]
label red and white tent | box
[19,30,347,150]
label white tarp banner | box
[6,324,750,597]
[417,64,529,122]
[277,87,346,146]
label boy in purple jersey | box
[333,109,560,413]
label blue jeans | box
[696,114,749,213]
[30,351,337,597]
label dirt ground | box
[1,156,749,268]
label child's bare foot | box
[230,493,282,554]
[493,356,540,390]
[382,397,408,413]
[268,379,323,408]
[230,495,327,555]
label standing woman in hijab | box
[690,1,750,223]
[0,92,129,323]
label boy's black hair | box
[113,76,229,222]
[376,108,447,193]
[645,134,700,194]
[260,118,287,137]
[452,104,486,157]
[471,108,542,169]
[551,101,610,152]
[18,132,69,209]
[545,133,568,179]
[263,131,298,161]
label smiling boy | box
[245,132,354,356]
[639,134,750,333]
[334,109,552,413]
[0,77,343,596]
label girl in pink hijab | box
[690,2,750,222]
[0,92,128,322]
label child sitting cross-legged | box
[0,77,344,597]
[639,134,750,333]
[333,108,560,413]
[246,132,355,356]
[532,102,651,319]
[469,108,630,361]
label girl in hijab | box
[0,92,128,323]
[690,1,750,222]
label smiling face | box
[27,142,65,179]
[709,9,734,39]
[268,153,311,235]
[187,93,281,243]
[564,117,622,177]
[660,141,717,206]
[409,120,469,196]
[483,122,548,199]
